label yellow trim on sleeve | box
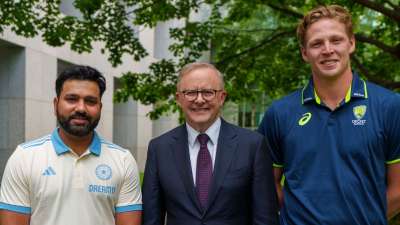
[280,175,285,187]
[273,163,284,168]
[386,158,400,165]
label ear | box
[349,35,356,54]
[300,47,309,62]
[53,97,58,116]
[219,91,227,106]
[175,92,182,107]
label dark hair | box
[56,65,106,97]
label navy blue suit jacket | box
[143,119,279,225]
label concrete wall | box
[25,49,58,140]
[0,42,26,175]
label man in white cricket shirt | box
[0,65,142,225]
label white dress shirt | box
[186,118,221,184]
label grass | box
[140,172,144,185]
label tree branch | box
[266,3,303,19]
[383,0,400,11]
[262,1,400,59]
[351,54,371,78]
[353,0,400,22]
[217,26,282,33]
[127,2,157,16]
[352,55,400,89]
[355,33,400,59]
[315,0,324,6]
[126,10,135,16]
[216,29,295,66]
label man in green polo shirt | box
[258,4,400,224]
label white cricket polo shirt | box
[0,129,142,225]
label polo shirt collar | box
[301,72,368,105]
[51,128,102,156]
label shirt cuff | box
[115,204,142,213]
[0,202,31,214]
[386,158,400,165]
[272,163,284,168]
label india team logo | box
[298,112,312,126]
[95,164,112,180]
[352,105,367,126]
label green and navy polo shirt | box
[258,73,400,225]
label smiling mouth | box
[191,108,209,112]
[320,59,338,65]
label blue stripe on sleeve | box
[115,204,142,213]
[0,202,31,214]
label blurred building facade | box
[0,1,184,177]
[0,1,265,179]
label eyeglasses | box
[180,89,222,101]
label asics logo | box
[298,112,312,126]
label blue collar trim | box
[51,128,102,156]
[301,72,368,105]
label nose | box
[75,99,87,112]
[194,92,206,103]
[322,41,333,54]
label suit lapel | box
[171,125,203,212]
[204,120,238,213]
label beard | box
[56,110,100,137]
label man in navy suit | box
[142,62,279,225]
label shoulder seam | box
[20,135,51,149]
[100,140,127,152]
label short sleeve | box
[258,104,284,168]
[115,152,142,213]
[0,146,31,214]
[385,94,400,164]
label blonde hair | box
[297,5,353,47]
